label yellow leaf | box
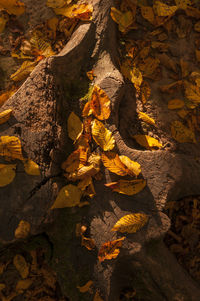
[0,109,12,125]
[98,237,125,262]
[16,279,33,292]
[93,290,103,301]
[30,30,55,57]
[13,254,29,279]
[130,66,143,89]
[77,280,93,293]
[0,136,24,160]
[168,99,185,109]
[119,155,141,177]
[0,0,25,15]
[81,236,96,250]
[138,112,155,126]
[175,0,192,10]
[23,159,40,176]
[133,135,162,149]
[112,213,149,233]
[10,61,37,82]
[78,176,95,198]
[67,162,100,181]
[91,119,115,151]
[67,112,83,141]
[51,184,82,209]
[83,180,96,198]
[153,1,177,17]
[61,147,88,172]
[141,6,155,24]
[54,3,93,20]
[171,121,196,143]
[140,81,151,104]
[15,220,31,239]
[0,87,17,107]
[0,12,8,33]
[110,7,133,33]
[184,81,200,103]
[0,163,16,187]
[105,179,146,195]
[90,86,111,120]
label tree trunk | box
[1,0,200,300]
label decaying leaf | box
[16,278,33,292]
[23,159,40,176]
[153,1,177,17]
[171,121,196,143]
[98,237,125,262]
[15,220,31,239]
[77,280,93,293]
[54,3,93,20]
[67,112,83,141]
[0,109,12,125]
[13,254,29,279]
[138,112,155,126]
[0,0,25,15]
[101,152,141,177]
[0,163,16,187]
[81,236,96,250]
[112,213,149,233]
[133,135,162,149]
[141,6,155,24]
[139,57,160,79]
[105,179,146,195]
[90,86,111,120]
[91,119,115,151]
[10,60,37,82]
[0,136,24,160]
[30,30,55,57]
[51,184,82,209]
[184,81,200,103]
[168,99,185,109]
[110,7,133,33]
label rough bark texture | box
[1,0,200,300]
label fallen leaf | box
[160,80,182,93]
[133,135,162,149]
[67,112,83,141]
[90,86,111,120]
[175,0,191,10]
[93,290,103,301]
[180,59,190,78]
[119,155,141,177]
[138,112,155,126]
[194,20,200,32]
[81,236,95,250]
[158,53,177,73]
[110,7,133,33]
[153,1,177,17]
[0,87,17,107]
[23,159,40,176]
[0,109,12,125]
[171,121,196,143]
[141,6,154,24]
[140,81,151,104]
[15,220,31,239]
[0,283,5,290]
[112,213,149,233]
[54,3,93,20]
[10,60,37,82]
[13,254,29,279]
[184,81,200,103]
[0,0,25,15]
[0,164,16,186]
[98,237,125,262]
[0,12,8,33]
[105,179,146,195]
[130,66,143,90]
[50,184,82,209]
[177,108,189,119]
[91,119,115,151]
[30,30,55,57]
[61,147,88,172]
[46,0,70,9]
[66,163,100,181]
[168,99,185,109]
[0,136,24,160]
[86,70,95,81]
[77,280,93,293]
[83,180,96,198]
[16,278,33,292]
[139,57,160,78]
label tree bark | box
[1,0,200,300]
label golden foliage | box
[51,184,82,209]
[53,3,93,20]
[0,163,16,187]
[153,1,177,17]
[13,254,29,279]
[110,7,133,33]
[119,155,141,177]
[67,112,83,141]
[98,237,125,262]
[0,0,25,15]
[90,86,111,120]
[10,61,37,82]
[184,81,200,103]
[133,135,162,149]
[61,147,88,173]
[112,213,149,233]
[30,30,55,57]
[0,87,17,107]
[15,220,31,239]
[23,159,40,176]
[91,119,115,151]
[105,179,146,195]
[0,136,24,160]
[138,111,155,126]
[0,109,12,125]
[171,121,196,143]
[140,81,151,104]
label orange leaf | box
[61,146,88,172]
[98,237,125,262]
[105,179,146,195]
[90,86,111,120]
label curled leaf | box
[0,109,12,125]
[91,119,115,151]
[67,112,83,141]
[0,163,16,187]
[119,155,141,177]
[23,159,40,176]
[105,179,146,195]
[93,291,103,301]
[171,121,196,143]
[15,220,31,239]
[138,112,155,126]
[51,184,82,209]
[133,135,162,149]
[98,237,125,262]
[112,213,149,233]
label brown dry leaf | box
[141,6,155,24]
[78,176,92,191]
[82,101,92,118]
[0,136,24,160]
[158,53,177,73]
[171,121,196,143]
[81,236,95,250]
[16,278,33,292]
[98,237,125,262]
[110,7,133,33]
[91,119,115,151]
[105,179,146,195]
[23,159,40,176]
[54,3,93,20]
[0,0,25,15]
[77,280,93,293]
[46,0,71,9]
[83,181,96,198]
[83,117,92,142]
[93,290,103,301]
[196,49,200,63]
[180,59,190,78]
[151,41,169,52]
[61,147,88,173]
[112,213,149,233]
[15,220,30,239]
[0,164,16,187]
[0,12,8,33]
[168,99,185,109]
[90,86,111,120]
[175,0,191,9]
[13,254,29,279]
[138,112,155,126]
[177,108,189,119]
[133,135,162,149]
[0,109,12,125]
[160,81,182,93]
[153,1,177,17]
[30,30,55,57]
[67,112,83,141]
[184,81,200,103]
[50,184,82,209]
[140,81,151,104]
[10,60,37,82]
[47,17,59,39]
[139,57,160,78]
